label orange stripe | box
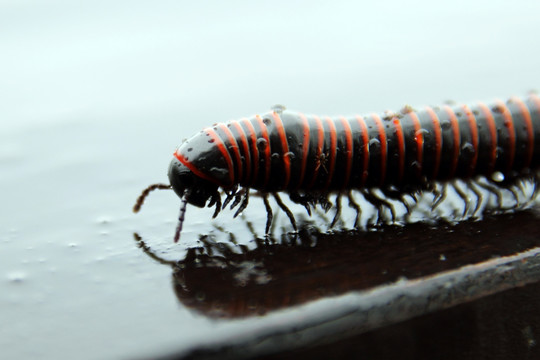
[174,151,222,185]
[510,97,534,169]
[242,118,259,185]
[339,117,353,189]
[443,105,460,178]
[372,114,387,186]
[477,103,497,173]
[296,113,310,189]
[324,117,337,190]
[356,115,369,186]
[425,106,441,179]
[392,115,405,183]
[495,100,516,172]
[174,128,234,187]
[307,115,324,189]
[462,105,479,178]
[218,123,242,183]
[230,121,251,184]
[408,111,423,179]
[272,111,291,189]
[255,115,272,188]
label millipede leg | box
[467,181,483,217]
[347,191,361,228]
[263,194,273,235]
[532,174,540,200]
[432,184,447,211]
[522,176,540,208]
[233,190,250,218]
[318,195,333,213]
[289,192,312,216]
[476,181,503,209]
[230,189,244,210]
[330,194,342,228]
[273,192,297,232]
[382,187,413,215]
[222,185,238,209]
[362,189,396,224]
[507,185,521,208]
[209,192,222,218]
[452,181,471,217]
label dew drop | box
[210,167,229,176]
[257,138,268,149]
[441,120,451,130]
[271,153,280,159]
[285,151,296,160]
[187,147,193,152]
[6,271,27,283]
[369,138,380,147]
[271,104,286,114]
[461,142,475,153]
[491,171,505,182]
[208,138,215,143]
[263,118,272,125]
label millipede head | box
[168,157,219,208]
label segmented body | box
[176,95,540,192]
[134,94,540,240]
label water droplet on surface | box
[208,138,215,143]
[491,171,505,182]
[461,142,475,153]
[400,105,414,114]
[210,167,229,176]
[271,153,280,159]
[271,104,286,114]
[369,138,380,147]
[285,152,295,160]
[257,138,268,149]
[263,118,272,125]
[441,120,451,130]
[187,147,193,152]
[7,271,27,283]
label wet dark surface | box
[136,210,540,319]
[3,2,540,360]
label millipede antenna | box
[133,183,172,213]
[174,195,188,243]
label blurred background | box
[2,1,540,359]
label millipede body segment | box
[134,94,540,241]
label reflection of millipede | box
[134,95,540,242]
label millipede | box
[133,94,540,242]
